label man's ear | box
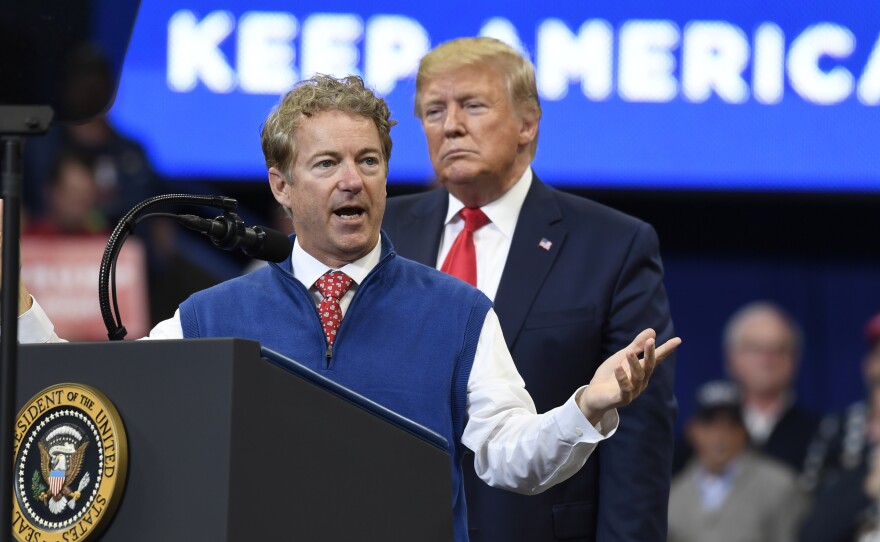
[268,167,291,208]
[517,109,540,148]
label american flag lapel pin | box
[538,238,553,251]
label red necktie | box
[315,271,353,347]
[440,207,490,287]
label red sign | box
[22,235,150,341]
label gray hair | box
[723,301,803,357]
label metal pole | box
[1,136,23,536]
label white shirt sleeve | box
[144,310,184,339]
[462,308,619,495]
[17,298,64,343]
[16,296,184,342]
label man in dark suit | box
[382,37,677,542]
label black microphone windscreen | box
[249,226,292,263]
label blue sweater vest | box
[179,235,492,542]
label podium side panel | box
[227,355,454,542]
[16,340,252,541]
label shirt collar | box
[744,393,793,425]
[444,166,533,239]
[290,237,382,289]
[697,454,743,484]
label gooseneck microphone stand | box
[98,194,239,340]
[1,105,53,536]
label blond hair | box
[261,74,396,177]
[415,37,542,157]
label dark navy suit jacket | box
[382,176,677,542]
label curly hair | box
[261,74,396,177]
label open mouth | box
[334,206,365,220]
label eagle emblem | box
[13,384,128,542]
[35,424,91,515]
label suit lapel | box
[494,176,566,349]
[393,188,448,266]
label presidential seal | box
[12,383,128,542]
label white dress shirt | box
[18,233,618,495]
[438,167,532,301]
[743,395,792,446]
[696,460,741,511]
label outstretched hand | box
[577,329,681,424]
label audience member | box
[799,313,880,542]
[23,46,164,225]
[26,149,108,236]
[669,380,807,542]
[859,448,880,541]
[19,46,234,326]
[724,301,820,471]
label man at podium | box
[9,74,680,542]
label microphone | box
[177,212,291,262]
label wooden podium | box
[15,339,454,541]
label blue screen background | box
[108,0,880,191]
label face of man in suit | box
[268,109,387,268]
[417,64,538,208]
[687,412,748,474]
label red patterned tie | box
[440,207,490,287]
[315,271,354,347]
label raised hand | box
[577,329,681,424]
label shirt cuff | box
[17,297,58,343]
[557,385,619,442]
